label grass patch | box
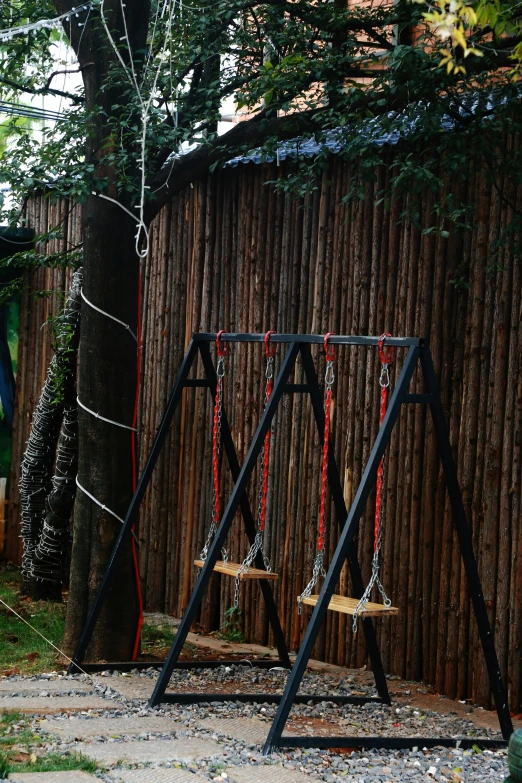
[12,752,98,774]
[141,622,197,659]
[0,564,66,675]
[0,709,98,778]
[0,711,43,748]
[141,622,175,659]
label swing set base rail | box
[153,693,384,707]
[272,736,508,751]
[73,659,290,674]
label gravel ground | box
[0,668,510,782]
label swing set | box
[69,332,513,752]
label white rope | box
[77,396,138,432]
[0,596,88,676]
[76,477,124,523]
[81,288,137,342]
[76,478,139,546]
[92,192,142,225]
[99,0,178,259]
[0,3,93,41]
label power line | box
[0,99,66,123]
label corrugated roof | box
[225,86,516,168]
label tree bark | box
[60,0,150,659]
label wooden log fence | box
[5,154,522,714]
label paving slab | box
[227,766,318,783]
[111,770,204,783]
[200,717,269,745]
[0,681,92,696]
[94,677,155,701]
[0,696,110,715]
[8,773,98,782]
[75,737,221,765]
[39,716,182,742]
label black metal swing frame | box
[69,333,514,753]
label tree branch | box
[146,92,394,217]
[0,74,84,104]
[44,68,81,90]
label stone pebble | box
[0,668,509,782]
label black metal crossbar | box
[194,332,421,347]
[70,333,513,753]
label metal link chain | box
[298,549,327,615]
[234,353,274,607]
[352,348,392,634]
[200,354,228,563]
[297,350,335,614]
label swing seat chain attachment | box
[234,331,277,607]
[200,331,229,564]
[352,333,394,634]
[297,334,336,614]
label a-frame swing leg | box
[149,341,302,708]
[421,347,513,742]
[264,342,512,753]
[68,340,201,673]
[299,343,391,706]
[263,344,421,753]
[198,342,291,668]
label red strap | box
[379,332,393,364]
[216,329,228,356]
[324,332,337,361]
[264,330,276,357]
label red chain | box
[318,334,335,552]
[212,376,222,525]
[374,333,393,553]
[212,331,228,525]
[259,331,276,533]
[318,383,332,551]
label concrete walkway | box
[0,640,514,782]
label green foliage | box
[0,0,520,269]
[219,606,245,643]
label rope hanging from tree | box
[234,331,276,607]
[200,330,229,563]
[297,333,336,614]
[351,333,394,632]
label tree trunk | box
[60,0,150,659]
[63,200,140,659]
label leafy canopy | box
[0,0,520,268]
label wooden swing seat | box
[194,560,279,580]
[300,594,398,616]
